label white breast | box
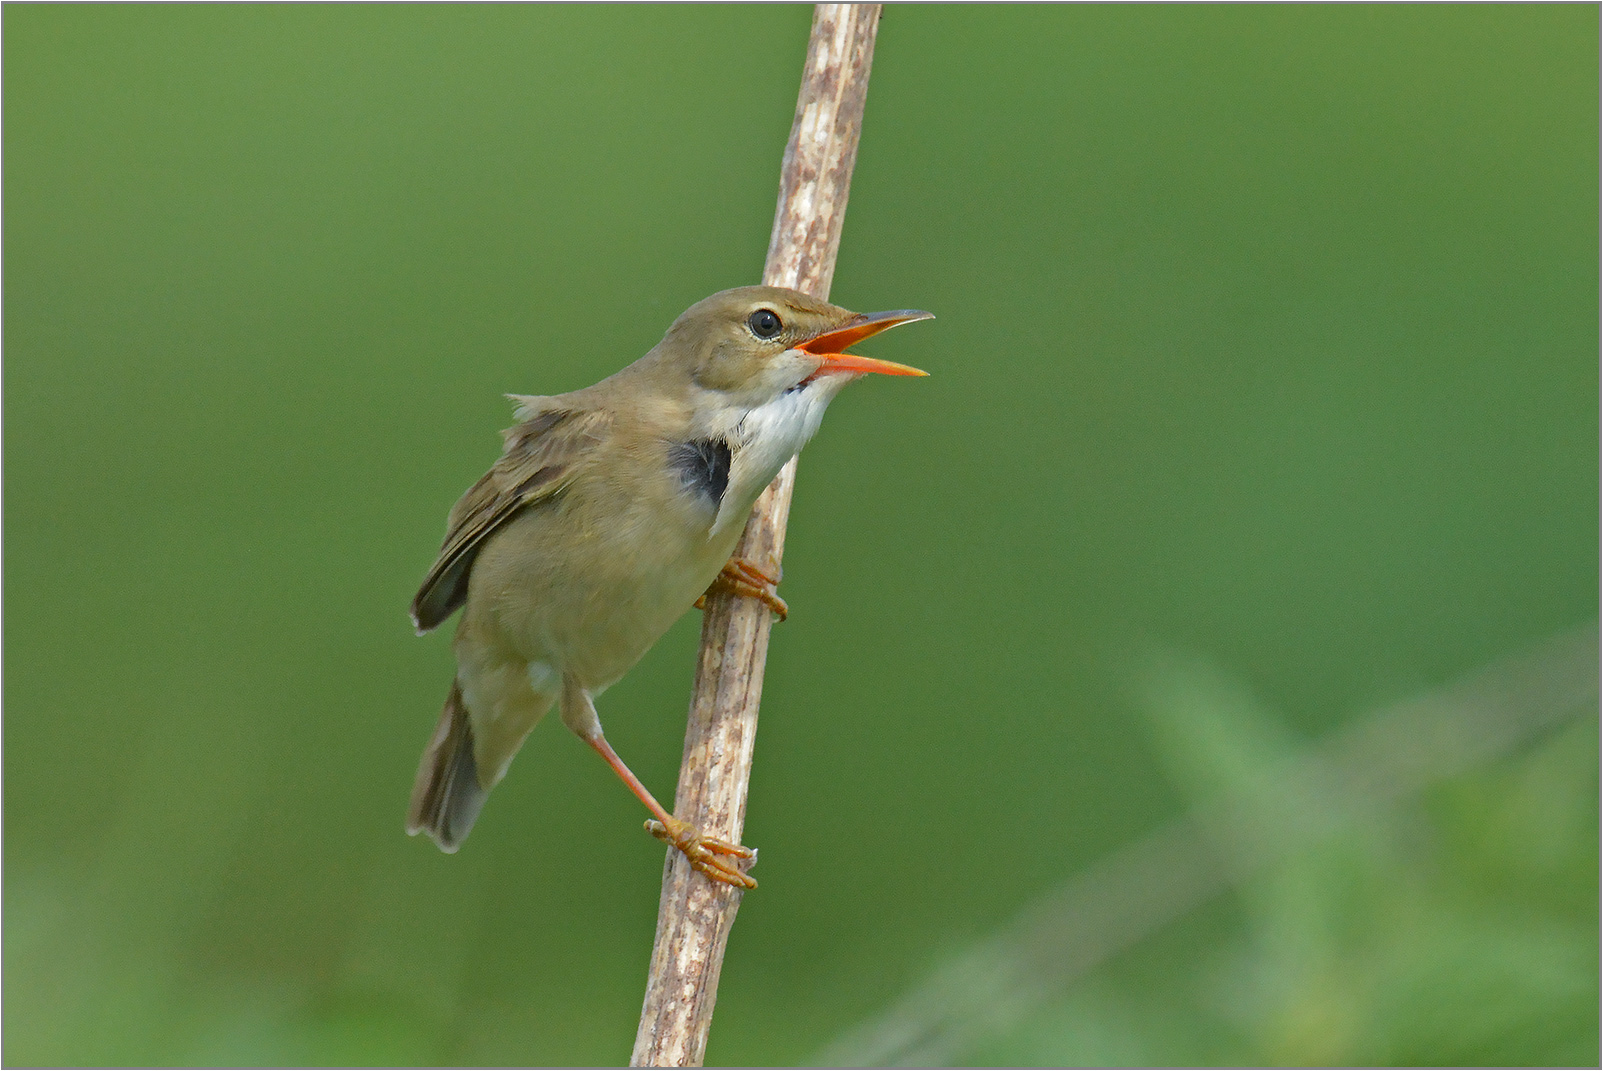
[711,379,845,538]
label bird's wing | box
[410,401,610,633]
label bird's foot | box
[646,816,758,889]
[695,557,788,621]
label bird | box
[405,285,932,888]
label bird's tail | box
[406,680,488,852]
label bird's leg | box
[695,557,788,621]
[582,732,757,890]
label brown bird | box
[406,286,931,887]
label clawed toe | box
[696,557,788,621]
[646,818,759,889]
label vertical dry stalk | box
[630,5,883,1067]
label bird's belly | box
[470,491,740,693]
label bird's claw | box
[695,557,788,621]
[646,816,758,889]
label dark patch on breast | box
[670,437,732,507]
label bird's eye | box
[747,308,783,340]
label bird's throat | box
[709,383,838,537]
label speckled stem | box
[630,5,882,1067]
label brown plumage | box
[406,286,931,883]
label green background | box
[6,5,1597,1066]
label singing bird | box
[406,285,931,887]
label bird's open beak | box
[799,309,934,377]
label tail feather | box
[406,681,488,852]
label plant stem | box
[630,5,883,1067]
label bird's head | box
[656,286,931,408]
